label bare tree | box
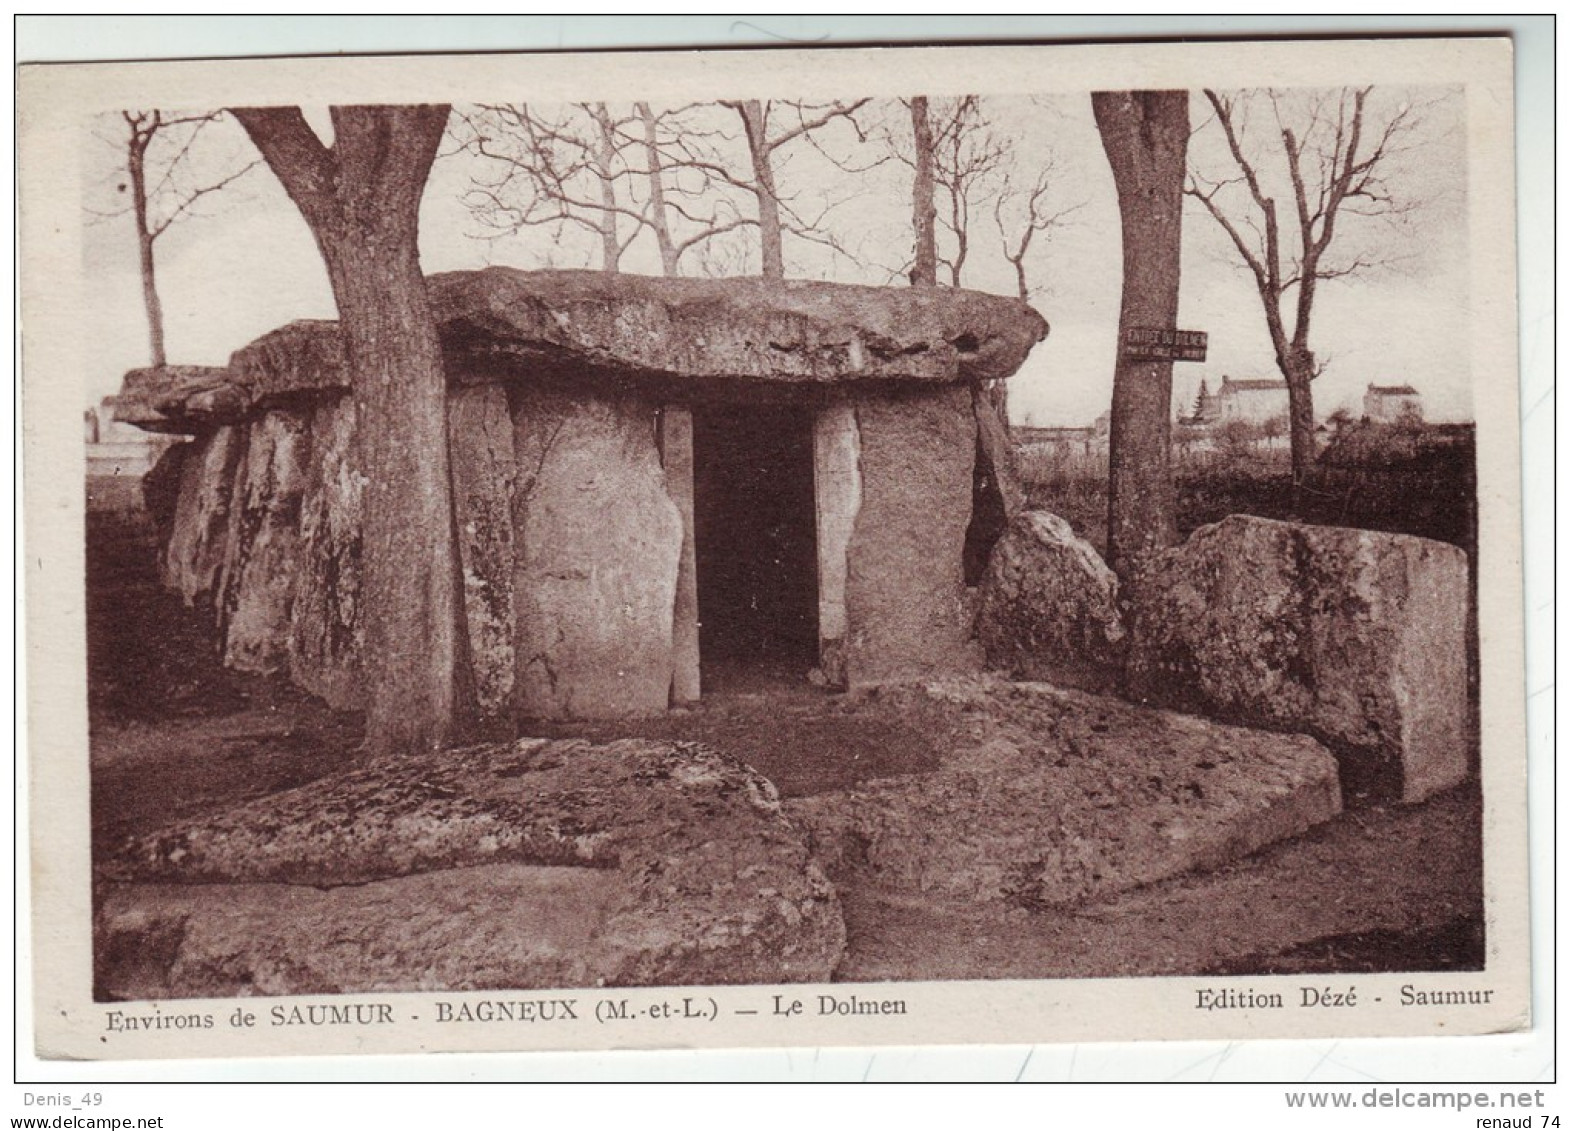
[636,100,683,276]
[894,96,1068,293]
[632,101,760,277]
[928,96,1008,287]
[717,98,870,278]
[908,96,939,287]
[233,104,475,758]
[1093,89,1190,576]
[452,102,647,272]
[1186,87,1422,487]
[108,111,258,367]
[993,154,1081,301]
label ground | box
[87,497,1483,983]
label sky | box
[80,86,1471,426]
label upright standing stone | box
[161,425,244,608]
[219,409,312,674]
[813,401,861,687]
[1127,515,1471,803]
[288,396,364,709]
[448,385,519,715]
[844,387,980,683]
[658,405,700,705]
[512,389,684,718]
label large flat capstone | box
[112,269,1048,433]
[1125,515,1471,804]
[96,738,846,997]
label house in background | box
[1363,383,1424,423]
[1183,376,1290,426]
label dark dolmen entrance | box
[692,402,820,693]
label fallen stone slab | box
[977,510,1126,693]
[97,864,624,999]
[97,738,845,997]
[786,678,1341,911]
[1125,515,1470,804]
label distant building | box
[1363,383,1423,423]
[1184,375,1290,426]
[1186,377,1287,427]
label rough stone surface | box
[844,387,980,683]
[813,402,862,686]
[977,510,1127,693]
[287,397,364,710]
[449,385,518,714]
[433,268,1047,388]
[113,271,1047,431]
[218,410,312,674]
[657,406,700,704]
[226,319,348,403]
[114,366,239,434]
[513,390,683,719]
[971,383,1022,521]
[787,678,1342,909]
[161,426,244,607]
[97,738,846,996]
[1126,515,1471,804]
[96,865,626,999]
[116,326,347,433]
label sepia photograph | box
[19,26,1534,1070]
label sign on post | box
[1123,327,1208,362]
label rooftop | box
[1220,377,1288,393]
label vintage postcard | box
[20,35,1528,1062]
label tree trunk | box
[948,186,968,287]
[324,232,475,756]
[1282,352,1318,490]
[1009,255,1029,301]
[1093,90,1189,578]
[909,97,938,287]
[637,101,681,276]
[127,140,167,368]
[590,104,621,273]
[737,100,784,279]
[235,104,474,758]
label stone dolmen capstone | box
[120,268,1047,719]
[1125,515,1471,804]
